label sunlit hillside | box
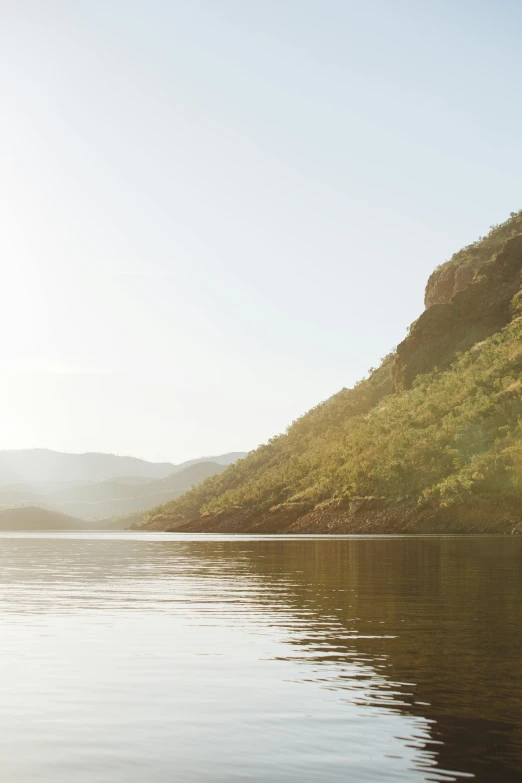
[142,212,522,533]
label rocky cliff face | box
[393,234,522,390]
[424,210,522,308]
[424,263,478,308]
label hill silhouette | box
[0,506,86,531]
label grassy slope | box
[143,214,522,530]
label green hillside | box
[142,212,522,534]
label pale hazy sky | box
[1,0,521,463]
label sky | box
[1,0,521,463]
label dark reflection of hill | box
[228,537,522,783]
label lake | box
[0,533,520,782]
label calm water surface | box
[0,533,520,782]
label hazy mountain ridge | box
[142,211,522,534]
[0,449,246,485]
[0,451,245,527]
[37,462,228,520]
[0,449,176,484]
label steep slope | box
[142,211,522,534]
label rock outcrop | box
[424,210,522,308]
[393,235,522,389]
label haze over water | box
[0,533,520,782]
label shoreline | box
[142,496,522,536]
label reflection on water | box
[0,534,520,782]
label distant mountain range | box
[0,449,246,528]
[0,448,245,484]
